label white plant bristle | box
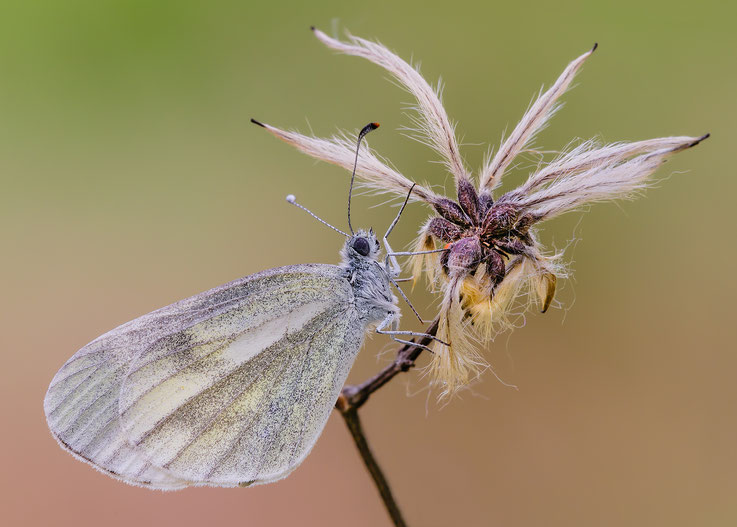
[255,28,707,396]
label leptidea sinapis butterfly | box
[44,123,442,489]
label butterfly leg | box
[387,274,424,323]
[383,247,446,319]
[390,337,436,354]
[375,313,449,352]
[386,248,446,260]
[382,184,415,276]
[381,184,443,276]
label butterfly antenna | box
[347,122,380,235]
[286,195,349,237]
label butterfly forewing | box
[45,264,361,488]
[118,267,361,486]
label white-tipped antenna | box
[347,122,380,235]
[286,195,350,237]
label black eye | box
[352,237,371,256]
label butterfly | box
[44,123,442,489]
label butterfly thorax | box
[340,229,398,325]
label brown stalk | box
[335,319,439,527]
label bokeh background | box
[2,1,735,526]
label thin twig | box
[335,319,439,527]
[339,408,406,527]
[339,319,439,411]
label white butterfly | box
[44,123,441,489]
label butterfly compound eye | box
[352,237,371,256]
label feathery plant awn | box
[255,27,708,396]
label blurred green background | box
[2,1,735,526]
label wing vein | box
[125,337,234,445]
[59,365,126,438]
[251,319,325,478]
[161,345,288,468]
[287,313,347,466]
[47,356,117,416]
[202,346,297,480]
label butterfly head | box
[345,228,380,262]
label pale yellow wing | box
[118,266,363,487]
[44,264,357,489]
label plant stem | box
[335,320,439,527]
[339,408,407,527]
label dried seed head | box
[254,28,708,397]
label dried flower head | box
[254,28,708,396]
